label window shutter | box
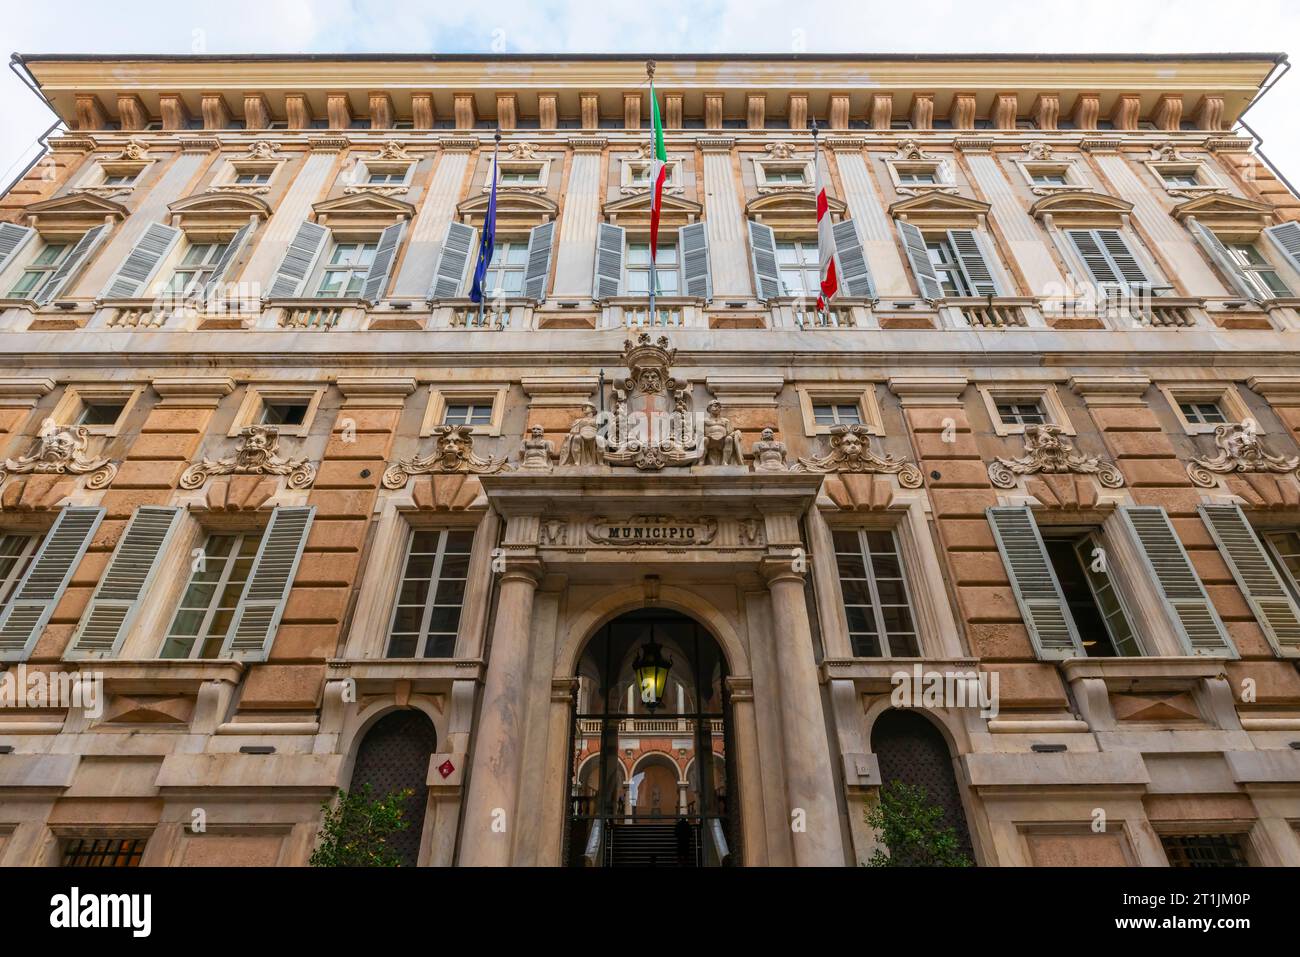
[895,219,944,300]
[267,220,329,300]
[200,221,255,298]
[102,222,181,299]
[1122,506,1236,657]
[1096,229,1150,288]
[1199,504,1300,658]
[0,506,104,662]
[947,228,1001,296]
[831,218,875,298]
[1187,219,1259,300]
[522,220,555,301]
[746,219,781,301]
[679,222,712,300]
[1067,229,1121,285]
[0,223,34,272]
[361,221,406,303]
[35,224,109,305]
[429,221,476,300]
[68,506,181,659]
[593,222,625,300]
[1264,222,1300,273]
[225,506,314,660]
[986,505,1085,660]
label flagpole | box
[478,128,500,329]
[646,60,657,328]
[811,115,822,322]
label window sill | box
[326,657,486,693]
[71,657,247,695]
[821,656,981,692]
[1059,655,1229,692]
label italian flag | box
[815,139,839,311]
[648,79,668,263]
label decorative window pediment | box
[1171,194,1275,234]
[72,141,155,199]
[21,193,127,239]
[752,145,813,195]
[888,191,990,230]
[457,190,558,232]
[311,192,415,235]
[743,191,845,234]
[1028,190,1134,229]
[602,191,700,233]
[1015,142,1086,196]
[621,152,683,195]
[347,141,418,197]
[1145,144,1227,199]
[884,140,957,197]
[167,192,271,241]
[209,142,288,197]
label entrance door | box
[565,609,736,866]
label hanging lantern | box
[632,639,673,712]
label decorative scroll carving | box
[750,427,789,472]
[987,424,1124,490]
[518,425,557,472]
[179,425,315,490]
[791,424,923,487]
[1187,423,1300,488]
[0,426,116,489]
[382,424,510,489]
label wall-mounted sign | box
[586,515,719,547]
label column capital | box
[499,557,545,587]
[760,555,806,588]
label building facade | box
[0,53,1299,867]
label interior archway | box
[565,607,737,867]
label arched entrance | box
[871,709,974,864]
[565,608,736,867]
[348,709,438,866]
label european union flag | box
[469,139,499,304]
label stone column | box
[459,559,543,866]
[725,675,769,865]
[761,554,846,866]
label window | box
[1224,242,1291,299]
[161,241,230,298]
[1161,169,1201,188]
[366,169,407,185]
[317,242,376,297]
[1161,834,1248,868]
[763,165,808,185]
[996,401,1046,427]
[260,400,309,427]
[834,529,919,657]
[1178,400,1227,425]
[8,241,70,300]
[813,402,862,427]
[387,529,473,657]
[102,172,139,187]
[1042,532,1141,657]
[499,165,542,186]
[897,169,937,185]
[1031,171,1069,186]
[160,530,264,659]
[627,241,679,295]
[234,171,271,186]
[483,241,528,297]
[1263,530,1300,603]
[443,401,494,427]
[78,401,126,427]
[62,837,147,867]
[927,236,972,297]
[775,241,818,297]
[0,533,38,610]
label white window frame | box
[487,160,550,191]
[773,238,821,299]
[479,238,530,299]
[385,526,476,659]
[624,238,681,296]
[157,238,233,299]
[831,525,923,658]
[217,158,284,192]
[1222,239,1292,300]
[752,158,812,190]
[978,383,1074,437]
[5,236,76,301]
[421,384,508,437]
[158,525,266,660]
[229,384,326,439]
[1159,383,1254,436]
[1015,159,1084,195]
[797,385,884,437]
[0,533,40,611]
[312,238,379,299]
[623,157,682,193]
[885,158,955,194]
[48,384,144,438]
[1145,158,1226,197]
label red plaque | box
[438,759,455,779]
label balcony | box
[576,717,725,736]
[600,296,703,329]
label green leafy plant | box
[865,780,972,867]
[309,784,414,867]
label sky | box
[2,0,1298,191]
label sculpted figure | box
[558,402,604,467]
[701,401,746,466]
[751,427,789,472]
[519,425,556,471]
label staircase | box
[607,822,699,867]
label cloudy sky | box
[3,0,1297,190]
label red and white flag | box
[814,138,838,311]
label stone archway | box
[348,709,439,866]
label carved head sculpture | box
[833,424,865,461]
[1220,422,1258,458]
[760,427,776,442]
[1025,423,1066,451]
[707,400,723,418]
[435,425,474,469]
[529,424,545,440]
[37,425,86,464]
